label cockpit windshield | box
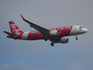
[79,26,84,30]
[79,27,82,29]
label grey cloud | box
[63,62,85,70]
[0,62,40,70]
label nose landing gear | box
[75,34,78,40]
[76,38,78,40]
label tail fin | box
[9,21,23,35]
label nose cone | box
[83,28,88,33]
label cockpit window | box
[79,27,82,29]
[79,27,83,30]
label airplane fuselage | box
[7,25,88,40]
[4,15,88,46]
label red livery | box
[4,15,88,46]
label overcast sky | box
[0,0,93,70]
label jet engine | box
[60,38,69,43]
[49,30,59,36]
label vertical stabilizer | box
[9,21,23,35]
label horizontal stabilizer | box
[3,31,17,36]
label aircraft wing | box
[21,15,50,38]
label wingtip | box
[21,15,24,20]
[3,31,6,33]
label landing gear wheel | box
[50,43,54,46]
[76,38,78,40]
[75,34,78,40]
[44,35,48,41]
[44,38,47,41]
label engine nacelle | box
[49,30,59,36]
[60,38,69,43]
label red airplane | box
[4,15,88,46]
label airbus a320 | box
[4,15,88,46]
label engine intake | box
[49,30,59,36]
[60,38,69,43]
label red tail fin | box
[9,21,23,35]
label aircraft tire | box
[76,38,78,40]
[51,43,54,46]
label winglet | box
[21,15,24,20]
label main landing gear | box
[44,38,47,41]
[50,42,54,46]
[44,35,48,41]
[75,34,78,40]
